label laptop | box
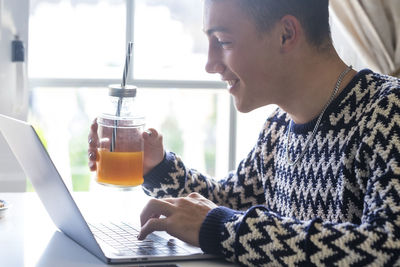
[0,114,218,264]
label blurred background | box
[3,0,395,192]
[1,0,276,192]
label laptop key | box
[89,221,191,256]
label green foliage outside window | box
[69,131,91,191]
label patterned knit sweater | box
[143,69,400,266]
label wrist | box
[199,206,242,255]
[143,150,166,175]
[143,151,172,186]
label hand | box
[138,192,218,247]
[87,119,165,175]
[88,118,99,171]
[142,128,164,175]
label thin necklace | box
[285,65,353,166]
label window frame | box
[28,0,238,172]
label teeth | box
[226,80,236,87]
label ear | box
[279,15,301,52]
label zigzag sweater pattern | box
[143,69,400,266]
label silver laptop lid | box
[0,114,107,262]
[0,114,218,264]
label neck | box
[277,49,356,124]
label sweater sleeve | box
[142,145,266,210]
[141,109,281,209]
[199,174,400,266]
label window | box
[133,0,212,81]
[28,0,273,191]
[29,0,126,79]
[29,86,230,191]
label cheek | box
[222,50,235,66]
[224,51,254,77]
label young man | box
[89,0,400,265]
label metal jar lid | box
[108,84,137,97]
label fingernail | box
[88,162,95,170]
[89,152,96,160]
[145,130,152,136]
[88,138,93,145]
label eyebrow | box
[204,26,230,36]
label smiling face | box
[203,0,284,113]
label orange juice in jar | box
[96,85,145,188]
[97,150,144,187]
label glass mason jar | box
[96,85,145,188]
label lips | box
[224,79,239,90]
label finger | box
[138,217,168,240]
[88,135,98,146]
[140,199,175,227]
[140,199,174,226]
[88,119,98,145]
[88,160,96,171]
[98,137,110,148]
[88,136,99,149]
[142,128,158,139]
[91,118,98,131]
[88,150,97,161]
[162,198,177,204]
[143,129,152,137]
[188,192,202,199]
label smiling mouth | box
[225,79,239,90]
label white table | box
[0,190,235,267]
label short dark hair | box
[235,0,331,48]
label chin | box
[234,98,265,113]
[237,107,252,113]
[234,100,253,113]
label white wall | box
[0,132,26,191]
[0,0,30,192]
[0,0,30,118]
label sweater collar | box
[290,68,373,134]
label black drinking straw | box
[111,42,133,152]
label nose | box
[205,43,225,74]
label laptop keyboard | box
[89,221,190,256]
